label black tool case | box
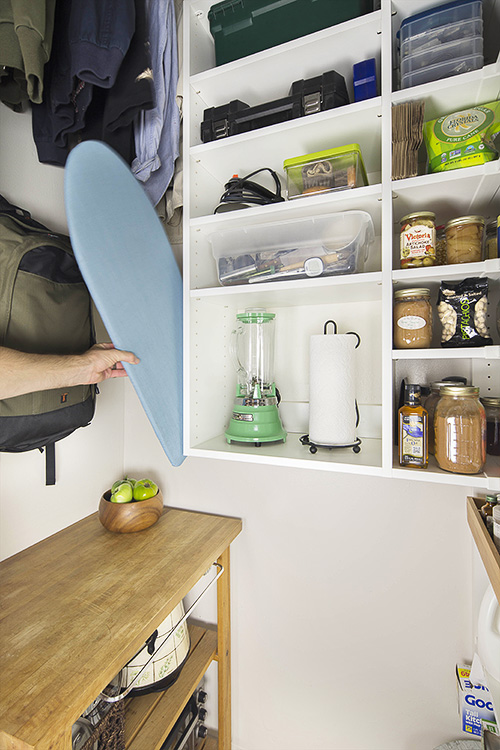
[200,70,349,143]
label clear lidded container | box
[434,385,486,474]
[445,215,484,264]
[399,211,436,268]
[394,288,432,349]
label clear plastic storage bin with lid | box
[398,0,483,88]
[209,210,375,286]
[399,0,483,48]
[400,16,483,59]
[400,36,483,78]
[283,144,368,200]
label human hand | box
[78,343,140,384]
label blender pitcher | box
[225,308,286,445]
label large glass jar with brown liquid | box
[434,386,486,474]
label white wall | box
[0,102,489,750]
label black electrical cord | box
[214,168,284,213]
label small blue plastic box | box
[353,58,377,102]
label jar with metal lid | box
[485,220,498,259]
[434,386,486,474]
[435,224,447,265]
[425,381,468,454]
[445,215,484,264]
[394,288,432,349]
[480,396,500,456]
[400,211,436,268]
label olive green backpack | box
[0,194,96,484]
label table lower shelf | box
[124,623,217,750]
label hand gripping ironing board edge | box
[64,141,185,467]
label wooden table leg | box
[217,547,231,750]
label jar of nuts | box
[394,288,432,349]
[400,212,436,269]
[445,215,484,264]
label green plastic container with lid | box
[283,144,369,199]
[208,0,377,66]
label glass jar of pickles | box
[400,211,436,268]
[394,288,432,349]
[445,215,484,264]
[434,386,486,474]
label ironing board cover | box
[64,141,184,467]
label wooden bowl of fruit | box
[98,477,163,533]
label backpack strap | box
[45,442,56,485]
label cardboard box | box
[457,665,496,736]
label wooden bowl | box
[98,489,163,533]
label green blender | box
[225,308,287,446]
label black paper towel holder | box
[300,319,362,455]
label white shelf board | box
[190,272,383,307]
[392,346,500,360]
[189,11,382,107]
[392,258,500,283]
[189,99,382,181]
[187,433,384,474]
[190,183,383,237]
[391,60,500,119]
[391,162,500,222]
[392,452,500,491]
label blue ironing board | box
[64,141,184,467]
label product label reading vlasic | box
[401,414,424,459]
[456,665,497,737]
[401,224,435,260]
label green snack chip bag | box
[423,100,500,173]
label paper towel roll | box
[309,333,357,445]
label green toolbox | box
[208,0,377,66]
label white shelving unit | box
[182,0,500,489]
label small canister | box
[480,396,500,456]
[445,215,484,264]
[434,385,486,474]
[485,220,498,259]
[394,288,432,349]
[493,503,500,553]
[400,211,436,268]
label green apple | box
[111,477,134,493]
[110,482,133,503]
[132,479,158,501]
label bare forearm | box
[0,345,139,399]
[0,348,83,398]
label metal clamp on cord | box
[99,561,224,703]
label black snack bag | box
[437,277,493,348]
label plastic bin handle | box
[99,562,224,703]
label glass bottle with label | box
[398,384,428,469]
